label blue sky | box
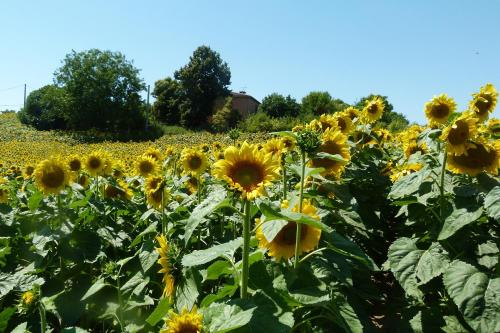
[1,1,499,123]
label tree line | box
[18,46,409,134]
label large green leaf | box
[484,186,500,221]
[184,186,227,245]
[259,202,333,233]
[175,268,201,312]
[146,298,171,326]
[443,260,500,333]
[182,238,243,267]
[389,169,431,199]
[386,237,424,301]
[415,242,450,285]
[203,303,255,333]
[438,205,483,240]
[0,307,15,333]
[81,278,108,301]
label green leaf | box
[81,278,108,301]
[200,284,238,307]
[175,268,201,312]
[0,237,11,268]
[184,186,227,245]
[60,328,90,333]
[28,190,43,210]
[130,221,158,248]
[289,164,325,179]
[182,238,243,267]
[438,205,483,240]
[138,240,159,273]
[0,307,15,333]
[477,241,499,270]
[389,169,431,199]
[259,219,288,242]
[386,237,424,301]
[415,242,450,285]
[146,298,171,326]
[484,186,500,221]
[203,303,255,333]
[443,260,500,333]
[259,202,333,233]
[315,152,347,162]
[10,322,27,333]
[205,260,232,281]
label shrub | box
[18,85,69,130]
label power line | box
[0,84,25,92]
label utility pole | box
[23,84,26,110]
[146,84,150,131]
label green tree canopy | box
[54,49,146,132]
[152,77,183,125]
[356,94,409,132]
[174,46,231,127]
[18,85,69,130]
[301,91,349,115]
[259,93,300,118]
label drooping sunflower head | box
[403,140,428,158]
[145,176,170,209]
[161,306,203,333]
[23,165,35,178]
[213,141,280,200]
[256,199,322,260]
[67,155,82,172]
[104,180,132,201]
[318,114,337,130]
[310,127,350,178]
[0,188,9,203]
[212,141,223,151]
[263,138,285,158]
[185,176,199,195]
[77,174,90,189]
[447,140,499,176]
[180,148,208,176]
[144,147,163,162]
[281,136,296,152]
[469,83,498,122]
[136,155,159,178]
[85,151,107,176]
[156,235,175,300]
[486,118,500,139]
[440,112,478,155]
[333,112,354,135]
[424,94,457,126]
[362,97,385,123]
[345,106,360,121]
[389,163,423,182]
[33,157,70,195]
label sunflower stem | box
[197,175,202,205]
[282,163,287,201]
[439,148,448,219]
[241,199,251,298]
[161,190,166,235]
[294,150,306,269]
[39,301,47,333]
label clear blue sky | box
[1,1,499,123]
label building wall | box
[232,96,259,118]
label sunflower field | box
[0,84,499,333]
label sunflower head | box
[334,112,354,134]
[145,176,170,209]
[447,140,499,176]
[136,155,159,178]
[318,114,337,130]
[403,141,428,158]
[486,118,500,139]
[180,148,208,176]
[256,200,321,260]
[23,165,35,178]
[104,180,132,200]
[344,106,360,121]
[156,235,175,299]
[161,306,203,333]
[0,188,9,203]
[33,157,70,195]
[85,151,107,176]
[281,136,296,152]
[185,176,199,195]
[263,138,285,158]
[213,141,280,200]
[440,112,478,155]
[424,94,457,126]
[77,174,90,188]
[144,147,163,162]
[389,163,423,182]
[469,83,498,122]
[310,127,350,178]
[362,97,385,123]
[68,155,82,172]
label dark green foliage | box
[54,49,146,132]
[18,85,69,130]
[174,46,231,127]
[355,94,409,132]
[238,112,304,132]
[301,91,349,116]
[211,97,241,132]
[152,77,183,125]
[258,93,300,118]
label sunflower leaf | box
[182,238,243,267]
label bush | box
[211,97,241,132]
[259,93,300,118]
[18,85,69,130]
[238,112,304,132]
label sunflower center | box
[188,156,202,170]
[367,104,378,114]
[337,118,346,131]
[230,161,264,189]
[88,157,102,170]
[431,103,450,119]
[25,166,34,175]
[452,143,496,169]
[474,96,492,115]
[69,159,81,171]
[312,141,342,169]
[276,222,306,245]
[174,322,200,333]
[41,166,65,189]
[448,120,469,145]
[140,161,154,174]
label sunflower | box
[256,200,321,260]
[33,157,70,195]
[469,83,498,122]
[333,112,354,134]
[403,141,428,158]
[362,97,385,123]
[161,306,203,333]
[344,106,360,121]
[180,148,208,176]
[281,136,296,152]
[67,155,82,172]
[310,127,350,178]
[263,138,284,158]
[318,114,337,130]
[486,118,500,139]
[440,112,478,155]
[136,155,159,178]
[447,140,499,176]
[155,235,175,299]
[77,174,90,188]
[21,291,36,306]
[389,163,423,182]
[185,176,199,195]
[145,176,170,209]
[85,151,107,176]
[144,147,163,162]
[212,141,280,200]
[424,94,457,126]
[104,180,132,200]
[0,188,9,203]
[23,165,35,178]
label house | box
[230,91,260,118]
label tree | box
[174,46,231,127]
[54,49,146,132]
[355,94,409,131]
[211,97,241,132]
[18,85,69,130]
[259,93,300,118]
[301,91,349,115]
[152,77,183,124]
